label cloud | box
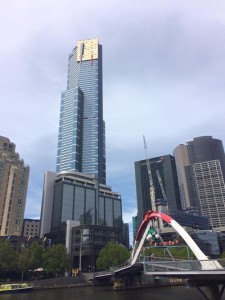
[122,207,137,224]
[1,0,225,228]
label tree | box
[29,242,45,270]
[44,244,71,276]
[19,247,30,281]
[0,239,18,271]
[96,242,130,270]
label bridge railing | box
[94,269,114,278]
[143,258,225,274]
[95,258,225,278]
[139,255,174,262]
[94,262,132,278]
[95,260,140,278]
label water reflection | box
[1,285,225,300]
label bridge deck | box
[94,258,225,280]
[143,258,225,279]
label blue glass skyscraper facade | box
[56,39,106,184]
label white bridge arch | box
[130,210,222,270]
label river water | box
[1,285,225,300]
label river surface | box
[1,285,225,300]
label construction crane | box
[143,136,156,212]
[156,169,169,218]
[156,169,167,200]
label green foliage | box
[43,244,71,276]
[96,242,130,270]
[143,246,195,260]
[18,242,45,274]
[19,247,30,281]
[0,239,18,271]
[220,252,225,258]
[0,240,71,278]
[19,247,30,272]
[29,242,45,270]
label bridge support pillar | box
[195,283,225,300]
[205,284,220,300]
[188,280,225,300]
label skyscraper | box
[173,144,191,210]
[174,136,225,229]
[56,38,106,184]
[0,136,29,236]
[135,155,181,222]
[186,136,225,178]
[40,39,127,269]
[192,160,225,228]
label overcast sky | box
[1,1,225,241]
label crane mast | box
[156,169,168,217]
[156,169,167,200]
[143,136,156,212]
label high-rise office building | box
[132,215,139,244]
[186,136,225,173]
[192,160,225,228]
[40,170,124,270]
[173,144,191,209]
[186,136,225,170]
[0,136,29,236]
[40,39,127,269]
[40,171,122,237]
[174,136,225,229]
[186,136,225,227]
[135,155,181,222]
[56,38,106,184]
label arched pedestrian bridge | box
[95,210,225,300]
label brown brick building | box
[0,136,29,236]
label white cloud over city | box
[1,1,225,240]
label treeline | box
[0,239,71,280]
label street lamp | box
[79,229,82,272]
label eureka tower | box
[56,39,106,184]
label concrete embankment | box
[113,275,185,291]
[33,274,93,290]
[32,273,184,291]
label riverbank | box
[1,272,185,291]
[0,284,211,300]
[31,273,185,291]
[32,274,93,290]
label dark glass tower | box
[185,136,225,228]
[56,39,106,184]
[135,155,181,221]
[186,136,225,178]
